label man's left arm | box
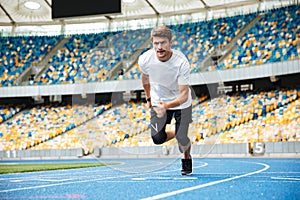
[160,85,189,109]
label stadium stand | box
[191,88,300,145]
[115,5,299,80]
[218,98,300,144]
[51,88,297,149]
[169,13,257,73]
[114,12,257,80]
[34,29,149,85]
[219,5,300,70]
[0,35,63,86]
[0,5,298,85]
[0,104,25,123]
[0,3,299,158]
[133,88,299,147]
[36,33,109,85]
[0,103,109,151]
[31,102,149,152]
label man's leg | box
[174,106,193,175]
[176,122,192,175]
[175,106,192,158]
[150,108,174,144]
[166,130,175,142]
[176,122,192,159]
[178,141,191,159]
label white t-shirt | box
[138,49,192,110]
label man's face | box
[152,36,172,62]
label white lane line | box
[264,172,300,174]
[173,177,198,180]
[129,162,208,180]
[132,177,198,181]
[0,161,208,193]
[9,180,23,183]
[9,178,74,183]
[271,177,300,181]
[132,178,146,181]
[0,160,167,182]
[0,173,140,193]
[141,162,270,200]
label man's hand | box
[153,102,167,118]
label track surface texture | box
[0,158,299,200]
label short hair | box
[151,25,172,41]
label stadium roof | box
[0,0,295,26]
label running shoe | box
[181,158,192,175]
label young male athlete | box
[138,25,193,175]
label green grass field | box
[0,162,119,174]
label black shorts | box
[150,105,192,145]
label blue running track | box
[0,158,299,200]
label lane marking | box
[0,161,208,193]
[271,177,300,181]
[9,180,24,183]
[132,178,145,181]
[173,177,197,180]
[141,162,270,200]
[0,194,86,199]
[264,172,300,174]
[0,160,167,182]
[0,173,142,193]
[132,177,197,181]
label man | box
[138,25,193,175]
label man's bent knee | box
[152,133,167,145]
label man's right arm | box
[138,50,151,106]
[141,73,151,107]
[142,73,152,108]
